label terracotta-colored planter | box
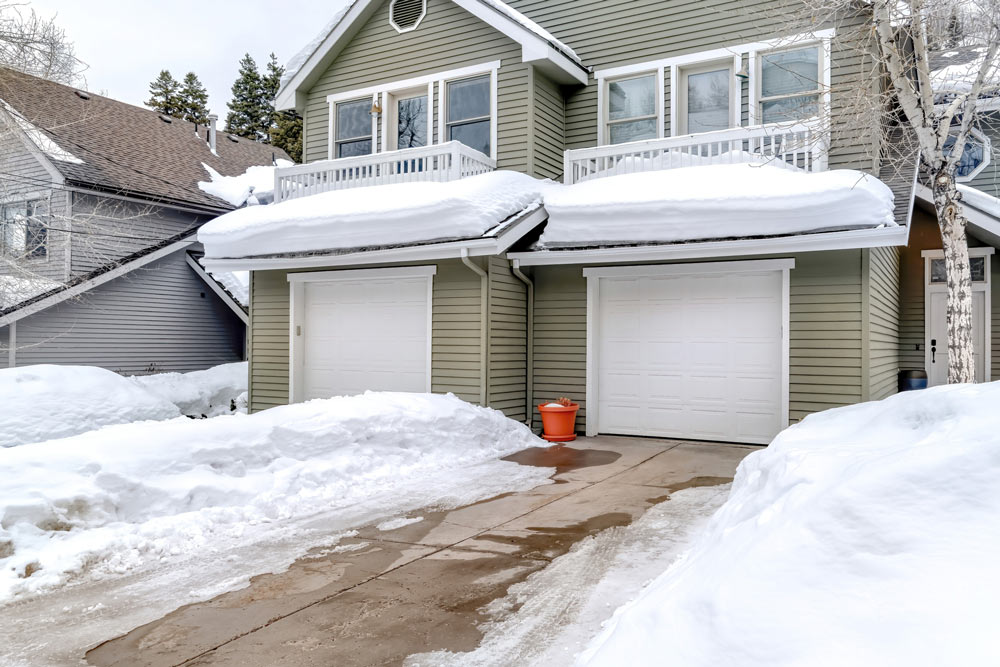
[537,402,580,442]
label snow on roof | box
[208,268,250,307]
[538,163,896,248]
[931,46,999,94]
[477,0,580,62]
[197,159,294,208]
[1,100,84,165]
[198,170,549,259]
[959,184,1000,218]
[0,275,62,309]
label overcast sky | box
[28,0,351,121]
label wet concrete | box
[85,436,754,667]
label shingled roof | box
[0,67,291,211]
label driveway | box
[87,437,755,667]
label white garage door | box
[294,269,432,401]
[594,266,786,444]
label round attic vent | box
[390,0,426,33]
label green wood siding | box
[249,270,290,412]
[864,246,901,401]
[487,256,528,421]
[994,252,1000,380]
[529,70,566,180]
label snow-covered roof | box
[0,275,62,310]
[537,163,897,249]
[198,159,294,208]
[931,46,999,97]
[198,170,551,259]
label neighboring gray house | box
[0,68,289,374]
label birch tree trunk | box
[931,171,975,383]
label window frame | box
[603,72,661,146]
[946,126,992,183]
[675,58,740,136]
[753,42,827,126]
[443,73,494,156]
[384,84,434,152]
[1,197,48,261]
[332,97,376,159]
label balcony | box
[275,141,496,203]
[563,120,828,185]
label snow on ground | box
[579,382,1000,667]
[198,159,294,207]
[198,171,549,258]
[407,484,730,667]
[0,365,180,448]
[539,163,896,247]
[0,392,545,605]
[130,361,248,417]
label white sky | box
[27,0,351,121]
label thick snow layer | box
[0,392,543,603]
[539,163,896,247]
[130,362,248,417]
[199,170,547,258]
[932,47,997,93]
[580,383,1000,667]
[198,160,294,207]
[960,183,1000,218]
[0,274,61,309]
[0,365,180,448]
[211,269,250,306]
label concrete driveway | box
[86,436,755,667]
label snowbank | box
[580,382,1000,667]
[540,163,896,247]
[198,160,294,207]
[130,362,248,417]
[0,365,180,448]
[198,171,547,258]
[0,392,542,601]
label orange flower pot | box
[537,402,580,443]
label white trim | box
[510,226,908,267]
[326,101,334,160]
[287,265,436,403]
[917,183,1000,248]
[0,237,196,328]
[583,259,793,442]
[953,127,992,183]
[598,69,664,146]
[184,254,250,325]
[920,247,995,259]
[670,55,741,136]
[752,39,832,128]
[389,0,427,33]
[326,61,500,105]
[437,79,446,145]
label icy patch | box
[198,171,549,258]
[540,163,896,247]
[130,362,248,417]
[377,516,424,532]
[198,160,293,207]
[579,382,1000,667]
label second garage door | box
[591,264,787,444]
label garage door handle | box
[296,325,302,337]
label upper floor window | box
[607,73,658,145]
[758,45,822,124]
[395,91,429,149]
[943,127,991,182]
[677,61,734,135]
[335,99,373,158]
[446,74,491,156]
[1,199,47,259]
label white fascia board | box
[509,227,909,267]
[583,258,795,279]
[521,42,590,85]
[0,238,196,327]
[184,254,249,325]
[287,265,437,283]
[916,183,1000,248]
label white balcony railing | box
[563,121,828,185]
[274,141,496,203]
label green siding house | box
[202,0,1000,445]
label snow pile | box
[0,392,542,601]
[540,163,896,247]
[199,171,548,258]
[0,274,61,309]
[198,160,294,207]
[0,365,181,448]
[580,382,1000,667]
[130,362,248,417]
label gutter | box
[510,259,534,427]
[461,247,488,407]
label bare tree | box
[0,3,84,85]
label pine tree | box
[261,53,283,139]
[945,8,963,48]
[225,54,265,140]
[146,70,181,117]
[271,110,303,162]
[178,72,210,125]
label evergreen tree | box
[225,53,266,140]
[146,69,181,117]
[178,72,210,125]
[945,8,963,48]
[271,110,303,162]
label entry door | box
[926,291,987,386]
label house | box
[200,0,997,446]
[0,68,291,374]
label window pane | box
[337,99,371,141]
[971,257,986,282]
[930,259,947,283]
[449,120,490,156]
[609,118,657,145]
[761,94,819,124]
[609,74,655,121]
[686,69,730,133]
[2,203,27,257]
[336,138,372,158]
[397,95,428,148]
[448,76,490,123]
[943,134,985,178]
[761,47,820,97]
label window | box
[607,73,658,144]
[1,200,47,259]
[943,127,991,182]
[446,75,491,156]
[677,62,733,134]
[335,99,373,158]
[759,45,822,124]
[931,256,987,283]
[394,92,428,149]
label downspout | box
[461,248,488,406]
[511,259,534,427]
